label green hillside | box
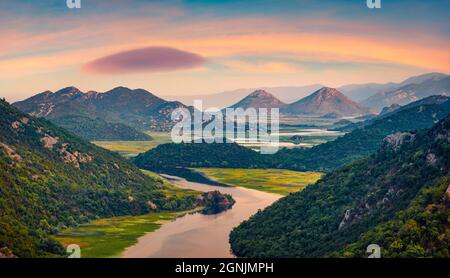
[229,116,450,258]
[52,115,152,141]
[133,141,266,170]
[0,99,197,257]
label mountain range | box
[163,84,324,108]
[229,87,370,117]
[13,86,191,132]
[13,73,450,140]
[360,73,450,110]
[162,73,449,109]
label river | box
[122,175,282,258]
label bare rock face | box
[383,132,415,151]
[147,201,157,210]
[58,147,93,168]
[0,143,22,161]
[41,134,59,149]
[338,209,352,230]
[0,247,16,258]
[426,153,438,166]
[11,121,21,129]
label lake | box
[122,175,281,258]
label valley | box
[53,168,320,257]
[2,72,449,259]
[2,0,450,266]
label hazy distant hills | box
[338,82,398,102]
[281,87,368,116]
[360,73,450,110]
[164,73,449,110]
[164,84,324,108]
[14,86,191,132]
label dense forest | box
[52,115,152,141]
[0,99,197,257]
[229,116,450,257]
[134,97,450,172]
[133,140,268,170]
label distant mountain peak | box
[53,86,83,97]
[248,89,272,97]
[314,87,342,98]
[283,87,367,116]
[229,90,286,109]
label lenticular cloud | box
[83,46,206,74]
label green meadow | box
[92,132,171,157]
[54,212,178,258]
[141,170,200,199]
[194,168,323,195]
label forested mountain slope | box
[52,115,152,141]
[0,99,196,257]
[230,116,450,257]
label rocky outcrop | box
[338,209,352,230]
[0,143,22,161]
[41,134,59,149]
[0,247,16,258]
[383,132,415,151]
[198,191,235,215]
[379,104,401,116]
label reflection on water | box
[122,175,281,258]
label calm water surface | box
[122,175,281,258]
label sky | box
[0,0,449,102]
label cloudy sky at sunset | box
[1,0,449,102]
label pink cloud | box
[82,47,206,74]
